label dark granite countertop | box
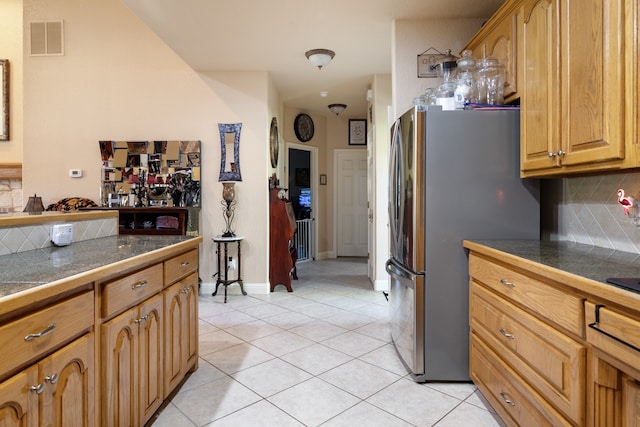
[467,240,640,285]
[0,235,200,298]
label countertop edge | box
[0,210,118,227]
[0,236,203,319]
[463,239,640,311]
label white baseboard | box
[199,281,270,295]
[315,251,336,260]
[373,278,389,292]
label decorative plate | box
[270,117,279,168]
[294,113,314,142]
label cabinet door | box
[183,273,199,371]
[163,274,198,396]
[41,334,94,427]
[163,280,185,396]
[138,295,163,426]
[559,0,625,167]
[0,366,38,427]
[625,377,640,427]
[102,308,138,427]
[520,0,559,173]
[483,12,518,100]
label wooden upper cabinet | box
[464,1,520,102]
[519,0,558,173]
[560,0,625,166]
[520,0,630,177]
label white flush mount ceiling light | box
[305,49,335,69]
[328,103,347,116]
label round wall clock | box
[294,113,314,142]
[269,117,279,168]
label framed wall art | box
[218,123,242,182]
[348,119,367,146]
[98,140,201,208]
[0,59,9,141]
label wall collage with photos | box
[99,140,201,208]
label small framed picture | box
[320,174,327,185]
[349,119,367,146]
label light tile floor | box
[150,257,505,427]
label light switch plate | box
[51,223,73,246]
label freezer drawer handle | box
[500,279,515,288]
[500,391,516,407]
[385,259,420,280]
[499,328,515,339]
[588,304,640,353]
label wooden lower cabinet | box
[467,251,586,426]
[470,281,585,423]
[471,333,571,426]
[466,241,640,426]
[586,301,640,426]
[102,293,163,427]
[0,333,95,427]
[625,377,640,426]
[100,250,199,426]
[163,272,199,396]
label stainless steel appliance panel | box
[386,259,424,376]
[387,107,540,382]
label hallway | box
[150,258,504,426]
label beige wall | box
[282,107,367,257]
[0,0,23,162]
[392,18,486,119]
[21,0,271,290]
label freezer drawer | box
[386,259,424,378]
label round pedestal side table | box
[212,235,246,303]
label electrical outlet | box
[51,223,73,246]
[228,256,237,270]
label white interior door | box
[335,149,368,257]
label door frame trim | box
[285,141,318,262]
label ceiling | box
[120,0,506,118]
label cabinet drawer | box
[164,249,198,285]
[102,264,163,318]
[470,282,585,424]
[470,333,572,427]
[586,301,640,371]
[469,254,583,335]
[0,291,93,377]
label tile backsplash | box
[548,172,640,254]
[0,179,22,212]
[0,217,118,255]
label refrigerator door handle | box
[388,121,405,260]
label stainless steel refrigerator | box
[385,106,540,382]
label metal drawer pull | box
[45,373,59,384]
[500,279,515,287]
[181,287,191,294]
[131,280,148,289]
[30,384,45,395]
[588,304,640,353]
[500,328,515,339]
[134,314,149,324]
[500,391,515,407]
[24,323,57,341]
[180,261,190,267]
